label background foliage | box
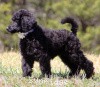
[0,0,100,53]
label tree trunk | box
[80,19,88,32]
[21,0,27,6]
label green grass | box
[0,52,100,87]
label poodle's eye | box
[12,18,17,22]
[16,19,19,21]
[13,18,20,23]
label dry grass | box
[0,51,100,87]
[86,53,100,73]
[1,51,100,73]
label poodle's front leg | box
[39,57,51,77]
[21,57,34,77]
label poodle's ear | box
[21,16,37,30]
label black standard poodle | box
[7,9,94,78]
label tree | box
[50,0,100,32]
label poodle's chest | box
[26,39,44,55]
[20,39,47,59]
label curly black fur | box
[7,9,94,78]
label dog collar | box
[18,29,34,39]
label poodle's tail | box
[61,17,78,35]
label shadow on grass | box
[52,71,69,78]
[35,71,70,79]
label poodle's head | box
[7,9,37,33]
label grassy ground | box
[0,52,100,87]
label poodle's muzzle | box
[7,23,20,33]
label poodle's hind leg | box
[22,57,34,77]
[68,65,81,77]
[59,54,81,78]
[78,50,94,78]
[39,57,51,78]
